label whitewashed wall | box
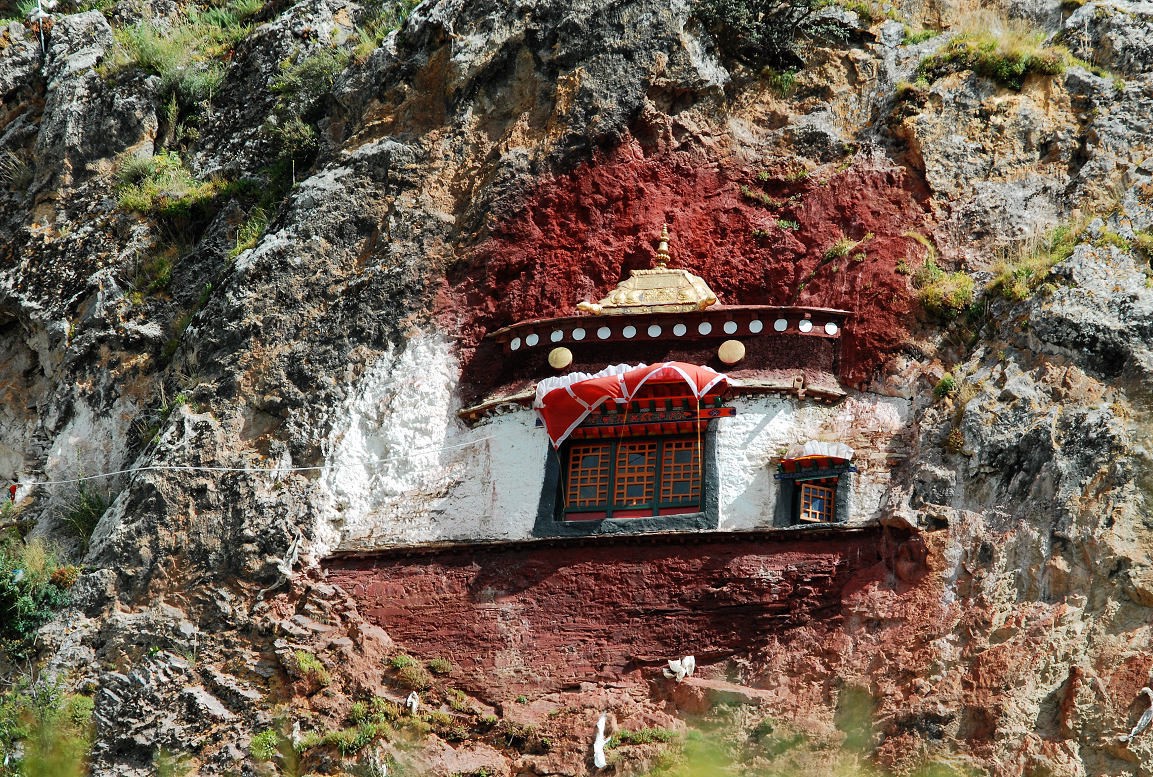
[315,332,912,554]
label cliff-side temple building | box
[322,226,916,692]
[328,226,903,552]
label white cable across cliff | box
[8,435,495,489]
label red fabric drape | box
[533,362,729,448]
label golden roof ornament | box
[577,224,719,316]
[655,223,671,267]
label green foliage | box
[498,720,550,753]
[445,688,471,712]
[823,232,872,260]
[990,222,1080,300]
[288,650,332,687]
[834,0,886,23]
[427,657,454,675]
[1134,231,1153,262]
[271,48,350,99]
[115,151,225,218]
[609,727,678,748]
[347,701,370,724]
[912,258,974,317]
[693,0,851,70]
[129,243,181,298]
[0,539,73,657]
[371,695,401,721]
[903,26,938,45]
[154,749,195,777]
[740,185,779,206]
[106,0,259,102]
[250,729,280,760]
[777,219,800,230]
[396,663,433,691]
[389,653,417,669]
[262,48,348,157]
[229,206,269,259]
[917,19,1070,91]
[353,0,420,61]
[764,67,797,96]
[0,678,93,776]
[59,483,110,550]
[1094,227,1130,251]
[294,718,392,758]
[945,425,966,453]
[0,150,34,191]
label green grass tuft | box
[989,222,1081,300]
[289,650,331,687]
[427,657,454,675]
[933,372,957,399]
[59,484,110,551]
[917,13,1070,90]
[609,727,678,748]
[229,206,269,259]
[249,729,279,761]
[115,151,225,218]
[913,258,974,317]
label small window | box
[799,482,836,523]
[562,436,702,520]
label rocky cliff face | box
[4,0,1153,774]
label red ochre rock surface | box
[324,528,910,699]
[442,137,933,389]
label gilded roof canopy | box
[577,225,719,316]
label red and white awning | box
[534,362,729,447]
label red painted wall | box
[325,530,901,698]
[441,137,932,390]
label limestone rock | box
[1065,1,1153,76]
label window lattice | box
[561,436,705,519]
[799,483,836,523]
[614,441,656,506]
[660,439,701,504]
[566,442,611,508]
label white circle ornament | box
[723,321,738,334]
[550,330,563,342]
[597,326,611,340]
[773,318,788,332]
[648,324,663,337]
[510,337,521,351]
[698,321,713,335]
[572,327,586,340]
[798,319,813,333]
[526,333,539,346]
[718,340,746,365]
[673,323,687,336]
[824,322,839,335]
[623,325,637,339]
[548,347,573,369]
[749,319,764,333]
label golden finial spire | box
[575,221,718,315]
[656,223,671,267]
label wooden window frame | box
[798,481,836,523]
[561,435,704,521]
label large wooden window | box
[563,436,703,521]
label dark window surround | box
[562,436,703,520]
[534,425,721,538]
[772,465,854,527]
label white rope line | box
[11,435,495,488]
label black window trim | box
[534,424,721,538]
